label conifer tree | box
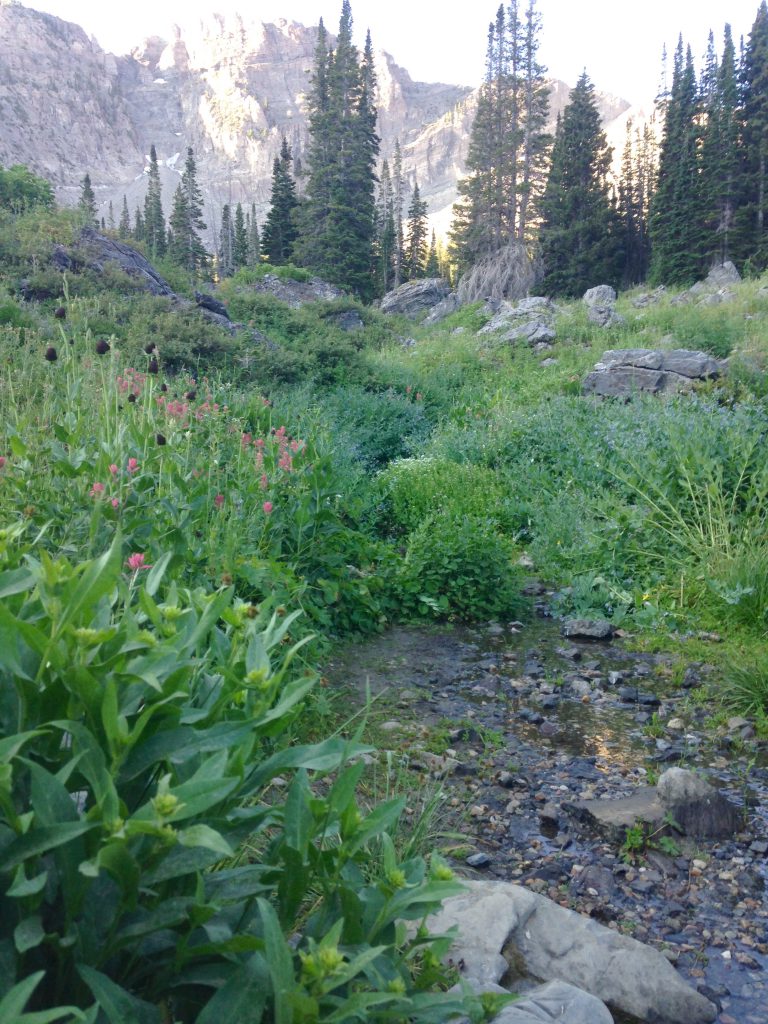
[107,200,115,231]
[118,195,131,239]
[78,173,97,226]
[648,40,703,284]
[262,137,299,264]
[294,4,380,300]
[248,204,261,266]
[169,148,208,274]
[539,73,621,296]
[392,140,405,286]
[736,1,768,266]
[617,119,655,285]
[218,204,234,278]
[425,229,440,277]
[143,145,166,259]
[233,202,249,269]
[133,206,144,242]
[404,180,428,279]
[375,159,396,293]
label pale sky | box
[27,0,766,104]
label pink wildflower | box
[214,493,225,508]
[111,497,119,509]
[241,432,252,448]
[278,452,293,472]
[126,552,152,571]
[126,458,139,474]
[260,473,268,490]
[0,456,5,469]
[89,482,105,497]
[415,392,423,401]
[263,501,273,515]
[109,464,118,476]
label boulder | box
[562,787,665,845]
[54,228,174,296]
[423,292,461,325]
[561,619,614,641]
[195,290,230,319]
[250,273,344,308]
[583,348,722,398]
[492,981,613,1024]
[587,305,625,328]
[705,261,740,288]
[380,278,452,319]
[329,309,364,332]
[427,880,716,1024]
[583,285,616,307]
[656,767,743,839]
[504,321,557,346]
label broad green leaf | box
[0,972,44,1018]
[77,966,160,1024]
[0,567,35,599]
[0,731,46,765]
[243,738,372,794]
[0,823,96,873]
[342,797,405,856]
[143,551,172,598]
[194,954,268,1024]
[57,535,122,634]
[14,915,45,953]
[177,825,233,857]
[284,771,312,856]
[6,864,48,898]
[257,899,294,1024]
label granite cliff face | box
[0,3,630,241]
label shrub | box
[402,511,526,621]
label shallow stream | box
[327,616,768,1024]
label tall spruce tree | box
[169,147,208,274]
[143,145,166,259]
[617,118,656,285]
[218,204,234,278]
[233,203,249,269]
[78,173,97,226]
[648,40,704,284]
[736,1,768,266]
[294,4,380,300]
[375,158,397,293]
[248,204,260,266]
[699,25,739,264]
[450,0,548,271]
[425,229,440,277]
[404,180,429,279]
[261,137,299,264]
[539,73,621,296]
[118,195,131,239]
[392,140,405,286]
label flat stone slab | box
[493,980,613,1024]
[562,619,614,641]
[562,787,665,844]
[583,348,722,398]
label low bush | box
[401,511,526,621]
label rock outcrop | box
[478,297,557,348]
[53,228,174,296]
[0,5,631,245]
[428,881,716,1024]
[657,767,743,839]
[247,273,345,308]
[583,348,722,397]
[380,278,453,319]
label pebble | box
[466,852,492,868]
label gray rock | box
[57,228,174,296]
[656,767,743,839]
[492,981,613,1024]
[571,864,617,900]
[427,880,715,1024]
[587,305,625,328]
[504,321,557,345]
[423,292,461,325]
[380,278,452,319]
[250,273,345,308]
[563,788,664,844]
[705,261,740,288]
[583,348,722,398]
[330,309,364,332]
[562,619,614,641]
[466,852,493,869]
[195,290,230,319]
[583,285,616,306]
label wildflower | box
[54,306,66,319]
[241,432,252,448]
[214,493,225,508]
[144,342,156,354]
[259,473,268,490]
[109,464,118,476]
[127,393,136,403]
[406,385,412,395]
[95,339,110,355]
[156,432,166,446]
[262,501,273,515]
[415,391,423,401]
[89,482,105,497]
[185,389,196,401]
[111,497,119,509]
[148,357,159,374]
[44,346,58,362]
[126,458,139,474]
[126,552,152,571]
[160,382,168,393]
[0,456,5,469]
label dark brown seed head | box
[127,393,137,403]
[156,432,166,446]
[148,357,159,374]
[160,382,168,393]
[185,390,196,401]
[95,339,110,355]
[45,346,57,362]
[144,342,156,354]
[54,306,66,319]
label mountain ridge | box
[0,3,632,241]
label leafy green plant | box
[401,512,526,621]
[620,814,682,863]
